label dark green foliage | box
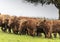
[24,0,60,9]
[24,0,60,20]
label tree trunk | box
[59,9,60,20]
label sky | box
[0,0,59,19]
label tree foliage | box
[25,0,60,9]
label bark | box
[59,9,60,20]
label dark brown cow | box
[37,19,60,38]
[8,16,19,34]
[51,20,60,38]
[0,14,10,32]
[36,19,53,38]
[18,18,41,36]
[18,19,28,35]
[25,19,41,36]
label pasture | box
[0,29,60,42]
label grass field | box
[0,29,60,42]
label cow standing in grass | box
[18,19,28,35]
[24,18,41,36]
[51,20,60,38]
[8,16,19,34]
[0,14,10,32]
[36,19,53,38]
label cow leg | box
[45,28,52,38]
[1,26,7,32]
[39,33,42,37]
[2,27,7,32]
[18,25,23,35]
[58,32,60,38]
[26,28,28,35]
[32,29,36,36]
[43,29,49,38]
[8,28,11,33]
[45,31,51,38]
[36,32,42,36]
[13,27,18,34]
[13,31,18,34]
[12,29,18,34]
[18,28,22,35]
[8,26,11,33]
[27,28,34,36]
[13,30,15,34]
[16,31,18,34]
[27,28,33,36]
[48,32,52,38]
[36,28,39,36]
[1,27,6,32]
[50,33,52,38]
[3,26,7,32]
[12,29,17,34]
[36,31,39,36]
[54,33,57,38]
[1,27,4,31]
[44,32,47,38]
[27,28,30,35]
[45,32,49,38]
[53,33,57,38]
[21,28,26,35]
[30,30,33,36]
[15,28,18,34]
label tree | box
[24,0,60,19]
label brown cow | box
[51,20,60,38]
[18,17,41,36]
[25,18,41,36]
[36,19,53,38]
[18,19,28,35]
[8,16,19,34]
[0,14,10,32]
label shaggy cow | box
[25,19,41,36]
[36,19,53,38]
[18,19,28,35]
[0,14,10,32]
[8,16,19,34]
[51,20,60,38]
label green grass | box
[0,29,60,42]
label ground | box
[0,29,60,42]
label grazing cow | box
[1,19,9,32]
[51,20,60,38]
[36,19,53,38]
[0,14,4,31]
[0,14,10,32]
[18,18,40,36]
[18,19,28,35]
[34,19,60,38]
[8,16,19,34]
[25,19,41,36]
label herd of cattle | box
[0,14,60,38]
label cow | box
[25,18,41,36]
[18,19,28,35]
[0,14,10,32]
[8,16,19,34]
[36,19,53,38]
[18,17,41,36]
[51,20,60,38]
